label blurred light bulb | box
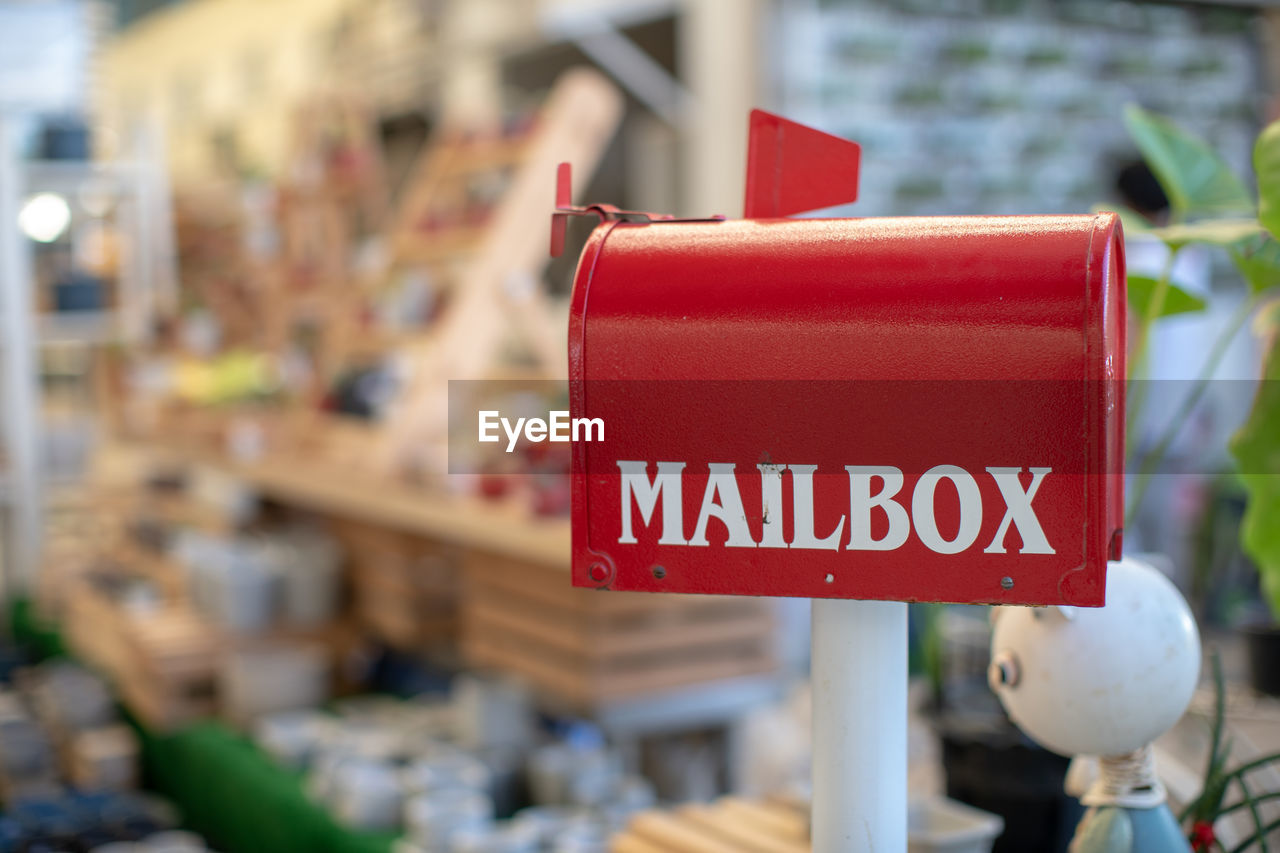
[18,192,71,243]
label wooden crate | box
[612,796,810,853]
[461,553,775,708]
[329,519,459,650]
[65,724,139,791]
[63,584,219,730]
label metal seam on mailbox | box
[573,219,625,583]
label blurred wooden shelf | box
[462,551,776,708]
[399,223,489,265]
[447,136,530,172]
[614,796,811,853]
[145,440,570,571]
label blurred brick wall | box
[776,0,1261,216]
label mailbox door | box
[569,214,1124,606]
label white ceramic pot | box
[332,759,404,832]
[143,830,206,852]
[404,788,493,848]
[402,751,491,796]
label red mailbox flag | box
[743,109,861,218]
[560,112,1124,607]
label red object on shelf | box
[560,111,1125,607]
[478,472,510,500]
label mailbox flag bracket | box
[552,111,861,256]
[744,109,861,219]
[551,161,726,257]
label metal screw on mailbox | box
[588,563,608,583]
[652,566,667,580]
[1001,576,1015,590]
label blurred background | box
[0,0,1278,851]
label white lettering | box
[481,410,604,451]
[478,411,500,443]
[690,463,757,548]
[501,417,525,453]
[912,465,983,554]
[572,416,604,442]
[983,467,1054,554]
[845,466,910,551]
[757,464,787,548]
[789,464,845,551]
[549,410,569,441]
[617,461,687,545]
[611,460,1055,557]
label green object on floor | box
[134,721,397,853]
[8,599,396,853]
[10,598,67,661]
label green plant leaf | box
[1211,652,1227,770]
[919,603,945,706]
[1220,790,1280,818]
[1255,120,1280,239]
[1233,775,1271,853]
[1230,330,1280,621]
[1151,219,1265,249]
[1228,816,1280,853]
[1128,275,1206,317]
[1229,233,1280,294]
[1261,298,1280,333]
[1225,750,1280,781]
[1124,105,1254,217]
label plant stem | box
[1126,292,1259,523]
[1223,750,1280,783]
[1227,815,1280,853]
[1218,789,1280,818]
[1235,774,1271,853]
[1126,248,1180,459]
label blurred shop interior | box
[0,0,1279,851]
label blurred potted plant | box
[1115,106,1280,697]
[934,107,1280,851]
[1232,118,1280,693]
[1182,654,1280,851]
[1233,322,1280,696]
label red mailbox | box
[560,112,1125,607]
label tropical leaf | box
[1151,220,1265,249]
[1256,119,1280,239]
[1256,298,1280,339]
[1230,331,1280,620]
[1229,233,1280,294]
[1128,275,1206,318]
[1124,105,1254,217]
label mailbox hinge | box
[551,111,862,256]
[550,162,725,257]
